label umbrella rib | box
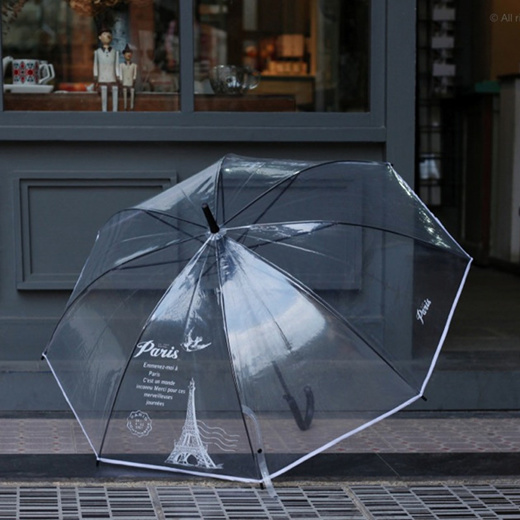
[228,220,470,259]
[223,174,299,232]
[305,290,421,395]
[140,207,207,234]
[67,231,208,310]
[118,254,203,271]
[217,157,273,226]
[228,222,337,260]
[214,240,268,480]
[118,207,206,235]
[65,204,209,311]
[47,232,209,369]
[221,161,337,231]
[139,208,191,227]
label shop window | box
[1,0,369,113]
[195,0,369,112]
[2,0,180,111]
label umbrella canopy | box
[43,155,471,486]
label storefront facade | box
[0,0,416,410]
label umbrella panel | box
[217,235,420,477]
[99,241,260,481]
[223,160,464,257]
[70,209,208,302]
[45,236,208,454]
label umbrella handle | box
[283,385,314,431]
[273,361,314,431]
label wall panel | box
[15,176,175,290]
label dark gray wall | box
[0,141,384,411]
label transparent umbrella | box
[43,155,471,489]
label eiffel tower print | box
[165,378,222,469]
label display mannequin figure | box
[120,44,137,110]
[93,28,119,112]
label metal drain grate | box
[351,484,520,519]
[0,485,364,520]
[0,484,519,519]
[156,485,365,519]
[0,486,157,520]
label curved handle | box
[273,361,314,431]
[283,385,314,431]
[38,64,55,85]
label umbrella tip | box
[202,203,220,234]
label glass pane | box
[194,0,370,112]
[2,0,179,111]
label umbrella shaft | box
[202,203,220,234]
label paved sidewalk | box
[0,411,519,518]
[2,411,520,456]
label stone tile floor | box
[1,412,519,455]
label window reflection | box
[195,0,370,112]
[2,0,179,111]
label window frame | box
[0,0,388,142]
